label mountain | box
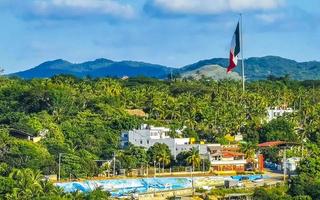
[181,56,320,80]
[180,65,241,80]
[12,59,172,79]
[11,56,320,80]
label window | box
[140,140,143,144]
[147,140,149,144]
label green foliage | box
[2,75,320,198]
[0,167,110,200]
[147,143,171,170]
[288,144,320,199]
[4,140,55,174]
[240,142,257,163]
[253,186,292,200]
[186,147,201,169]
[84,187,111,200]
[259,117,297,142]
[117,145,148,171]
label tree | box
[5,140,55,174]
[147,143,171,171]
[186,147,201,172]
[259,117,298,142]
[156,149,171,172]
[240,142,257,169]
[253,186,292,200]
[5,168,62,200]
[288,144,320,199]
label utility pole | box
[191,162,194,196]
[283,149,286,182]
[58,153,66,181]
[153,161,156,178]
[202,159,205,173]
[146,163,148,177]
[240,13,245,92]
[113,153,116,177]
[58,153,62,181]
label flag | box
[227,22,240,73]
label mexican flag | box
[227,22,240,73]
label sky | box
[0,0,319,73]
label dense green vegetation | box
[1,75,320,198]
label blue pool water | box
[231,174,264,181]
[55,175,267,197]
[55,177,192,197]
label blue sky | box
[0,0,319,73]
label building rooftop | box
[222,151,245,158]
[258,141,300,148]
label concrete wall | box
[137,188,193,200]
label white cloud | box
[2,0,136,20]
[148,0,284,15]
[255,13,284,23]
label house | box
[9,129,46,143]
[267,107,294,122]
[208,144,247,172]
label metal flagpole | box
[240,13,245,92]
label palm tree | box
[8,168,44,199]
[240,142,258,169]
[186,147,201,172]
[156,149,171,172]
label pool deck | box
[54,170,286,200]
[54,170,264,183]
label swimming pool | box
[55,177,193,197]
[55,175,266,197]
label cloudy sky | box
[0,0,319,73]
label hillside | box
[181,56,320,80]
[12,58,172,79]
[11,56,320,80]
[180,64,241,80]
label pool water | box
[55,175,266,197]
[55,177,192,197]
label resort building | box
[121,125,252,172]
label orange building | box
[208,145,247,172]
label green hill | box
[180,56,320,80]
[10,56,320,80]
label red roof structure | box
[258,141,286,147]
[258,141,300,148]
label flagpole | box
[240,13,245,92]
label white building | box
[121,124,198,158]
[121,125,248,171]
[284,157,301,172]
[267,107,294,122]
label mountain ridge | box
[11,56,320,80]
